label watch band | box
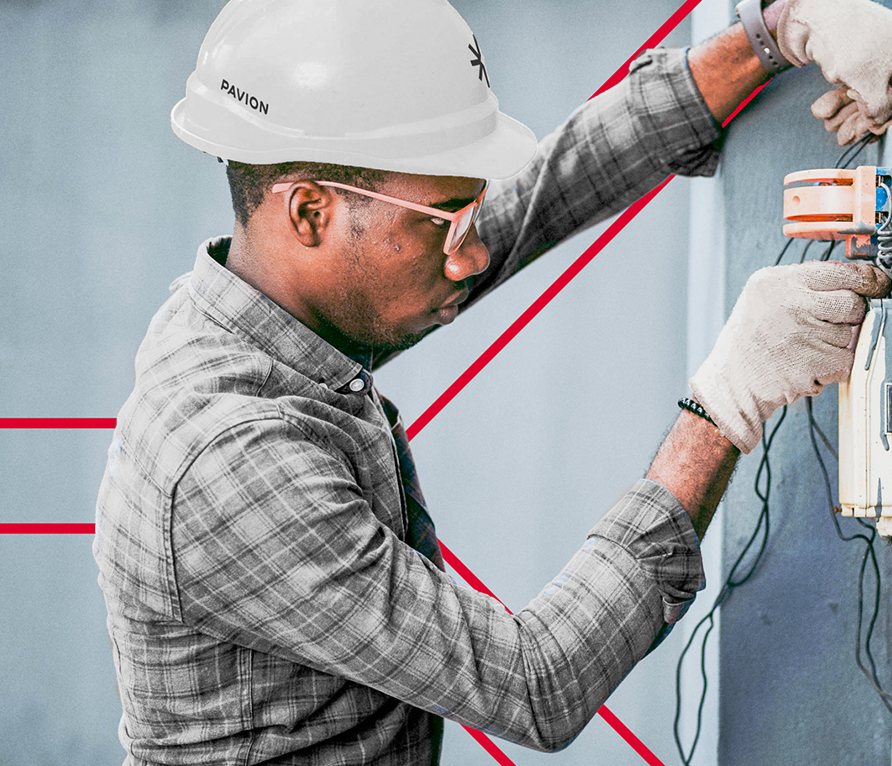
[735,0,792,75]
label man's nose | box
[444,225,490,282]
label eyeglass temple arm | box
[270,181,457,220]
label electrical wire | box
[673,133,889,765]
[835,133,876,169]
[672,406,787,766]
[805,397,892,713]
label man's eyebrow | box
[428,197,476,212]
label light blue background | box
[0,0,831,763]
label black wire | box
[773,236,797,266]
[798,238,817,263]
[805,398,892,713]
[820,239,840,262]
[774,238,840,267]
[809,412,838,461]
[834,133,874,170]
[673,407,786,765]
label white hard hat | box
[170,0,538,179]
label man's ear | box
[284,182,335,247]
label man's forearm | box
[688,4,784,125]
[646,410,740,540]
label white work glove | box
[777,0,892,130]
[690,261,891,454]
[810,86,892,146]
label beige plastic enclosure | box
[838,300,892,536]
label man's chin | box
[371,329,429,355]
[317,314,438,362]
[361,324,441,364]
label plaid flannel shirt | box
[95,48,717,765]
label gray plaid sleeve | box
[588,479,706,624]
[472,47,721,300]
[172,416,704,752]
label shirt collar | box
[185,236,373,394]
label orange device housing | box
[783,166,879,259]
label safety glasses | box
[271,180,488,256]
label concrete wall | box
[716,3,892,761]
[0,1,695,764]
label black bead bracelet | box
[678,397,716,426]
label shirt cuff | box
[628,47,723,178]
[587,478,706,626]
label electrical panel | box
[783,166,892,534]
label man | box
[94,0,892,763]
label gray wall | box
[1,1,695,764]
[717,7,892,762]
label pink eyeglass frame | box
[270,179,488,256]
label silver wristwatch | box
[735,0,792,74]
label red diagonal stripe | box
[440,540,512,612]
[721,78,773,127]
[406,176,672,442]
[462,725,520,766]
[591,0,705,99]
[406,73,765,446]
[440,532,669,765]
[0,524,96,534]
[440,530,670,764]
[0,418,116,429]
[598,706,666,766]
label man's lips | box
[439,289,470,311]
[434,289,469,324]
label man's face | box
[310,174,490,354]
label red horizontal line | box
[0,418,116,429]
[0,523,96,534]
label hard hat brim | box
[171,98,538,180]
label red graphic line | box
[721,78,773,127]
[4,524,661,765]
[0,418,117,429]
[406,176,673,442]
[440,540,511,611]
[405,68,768,447]
[445,531,669,764]
[0,524,96,534]
[598,707,667,766]
[420,79,769,760]
[413,55,770,766]
[462,726,520,766]
[590,0,705,99]
[0,78,769,766]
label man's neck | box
[224,225,377,368]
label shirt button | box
[349,378,365,393]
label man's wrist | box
[646,409,739,540]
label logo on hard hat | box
[221,79,269,116]
[468,36,490,88]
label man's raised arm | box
[688,0,892,142]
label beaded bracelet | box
[678,397,716,426]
